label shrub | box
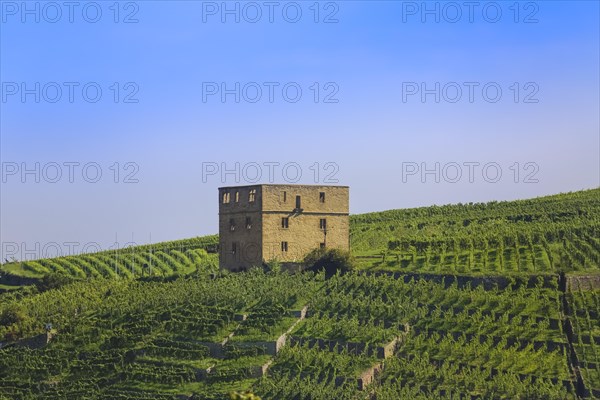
[229,391,261,400]
[264,259,282,273]
[303,248,355,278]
[0,304,31,341]
[0,304,28,327]
[35,272,76,292]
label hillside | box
[2,189,598,281]
[1,269,598,399]
[0,235,220,283]
[0,188,599,399]
[351,188,599,274]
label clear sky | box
[1,1,599,259]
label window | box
[249,189,256,202]
[235,191,240,203]
[320,242,326,249]
[231,242,237,254]
[320,218,327,230]
[319,192,325,203]
[282,191,287,202]
[281,241,288,252]
[222,192,230,204]
[246,217,252,229]
[295,195,301,209]
[281,217,289,229]
[230,218,236,231]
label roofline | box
[218,184,349,190]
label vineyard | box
[567,289,600,396]
[0,189,598,399]
[1,235,219,281]
[351,189,599,274]
[1,190,598,280]
[0,270,319,399]
[1,269,599,398]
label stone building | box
[218,184,349,271]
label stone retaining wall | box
[566,275,600,291]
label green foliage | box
[264,259,282,273]
[2,235,220,281]
[229,390,261,400]
[0,303,28,327]
[3,189,598,282]
[0,270,590,399]
[567,289,600,390]
[352,188,600,275]
[0,189,597,398]
[303,248,355,278]
[0,303,31,341]
[35,271,77,291]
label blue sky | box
[1,1,599,258]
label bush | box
[303,248,355,278]
[229,391,261,400]
[35,272,76,292]
[0,304,28,327]
[0,304,31,341]
[264,259,282,273]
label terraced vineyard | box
[567,289,600,396]
[352,189,599,274]
[1,235,219,280]
[0,270,318,399]
[0,189,598,399]
[1,269,599,399]
[2,190,598,281]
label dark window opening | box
[320,218,327,230]
[231,242,237,254]
[230,218,236,231]
[319,192,325,203]
[320,242,326,249]
[282,217,289,229]
[246,217,252,229]
[281,241,288,252]
[282,191,287,202]
[296,195,301,209]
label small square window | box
[319,192,325,203]
[282,217,289,229]
[281,241,288,252]
[249,189,256,202]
